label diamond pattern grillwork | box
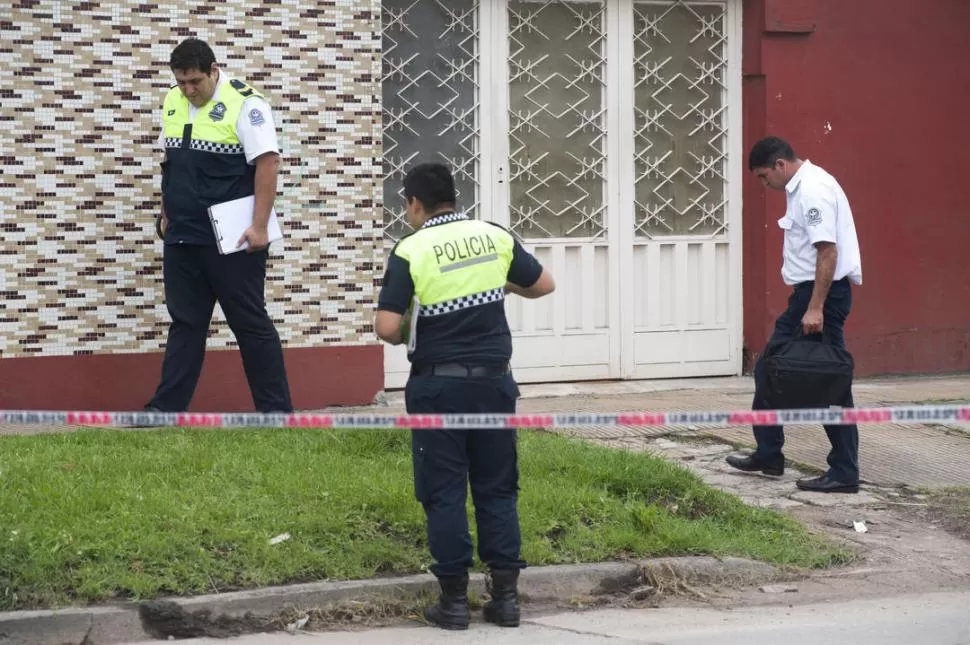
[382,0,480,242]
[633,1,727,238]
[508,1,607,239]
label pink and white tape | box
[0,404,968,430]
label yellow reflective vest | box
[160,77,264,245]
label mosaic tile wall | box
[0,0,384,358]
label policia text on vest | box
[432,233,498,269]
[144,38,293,415]
[375,162,556,631]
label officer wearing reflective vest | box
[145,38,292,414]
[375,163,555,631]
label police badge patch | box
[806,207,822,226]
[248,108,265,126]
[208,102,227,122]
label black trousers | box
[752,278,859,483]
[405,372,526,579]
[148,244,293,413]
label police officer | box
[145,38,292,413]
[375,163,555,630]
[726,136,863,493]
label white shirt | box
[157,71,279,164]
[778,160,862,286]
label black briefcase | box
[760,330,854,410]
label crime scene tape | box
[0,404,968,430]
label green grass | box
[0,428,848,610]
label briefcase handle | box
[792,326,834,345]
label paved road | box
[126,591,970,645]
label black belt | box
[794,276,850,290]
[412,363,510,378]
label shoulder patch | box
[806,207,823,226]
[248,107,265,126]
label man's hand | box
[802,307,824,335]
[155,213,167,240]
[237,225,270,253]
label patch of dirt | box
[139,600,280,639]
[578,431,970,610]
[916,487,970,541]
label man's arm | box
[375,309,408,345]
[156,123,168,239]
[506,239,555,299]
[375,250,415,345]
[808,243,837,310]
[505,274,554,298]
[801,193,839,334]
[235,96,281,252]
[251,151,280,233]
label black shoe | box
[124,406,168,429]
[796,475,859,494]
[483,569,521,628]
[725,453,785,476]
[424,574,470,630]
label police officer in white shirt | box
[726,136,862,493]
[145,38,292,414]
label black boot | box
[483,569,520,627]
[424,573,470,630]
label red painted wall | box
[0,346,383,413]
[742,0,970,376]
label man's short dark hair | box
[403,163,457,212]
[170,38,216,74]
[748,136,797,171]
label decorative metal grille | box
[507,0,607,239]
[633,1,728,238]
[381,0,480,242]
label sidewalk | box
[368,374,970,489]
[524,374,970,488]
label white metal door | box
[490,0,620,383]
[619,0,743,379]
[379,0,742,389]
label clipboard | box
[207,195,283,255]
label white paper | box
[208,194,283,255]
[406,295,420,354]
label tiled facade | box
[0,1,384,359]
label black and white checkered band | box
[189,139,244,154]
[164,138,244,155]
[421,212,468,229]
[418,287,505,317]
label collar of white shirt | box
[785,159,814,195]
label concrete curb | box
[0,556,785,645]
